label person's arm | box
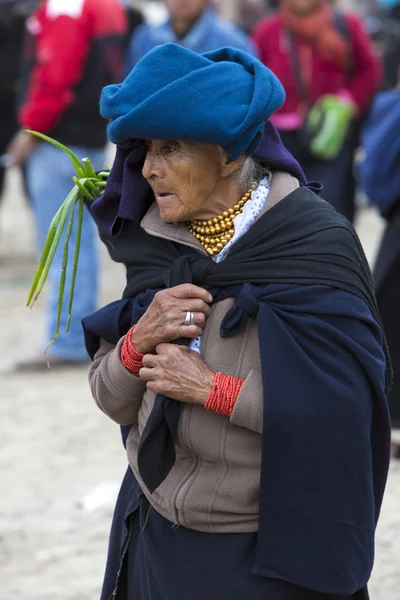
[19,6,92,132]
[89,337,147,426]
[139,343,264,433]
[342,12,383,114]
[89,284,213,424]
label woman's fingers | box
[178,324,203,338]
[182,312,207,328]
[138,367,154,382]
[171,284,213,304]
[142,353,158,368]
[132,285,213,353]
[183,298,212,317]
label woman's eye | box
[164,146,175,154]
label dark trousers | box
[279,130,357,223]
[0,108,18,196]
[374,210,400,426]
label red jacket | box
[252,12,382,129]
[20,0,127,148]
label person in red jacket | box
[8,0,127,369]
[252,0,382,222]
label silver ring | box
[184,311,196,326]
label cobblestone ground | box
[0,169,398,599]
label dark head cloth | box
[100,44,286,159]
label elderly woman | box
[83,45,391,600]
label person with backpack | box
[359,0,400,456]
[251,0,382,222]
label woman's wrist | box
[205,373,244,416]
[192,368,215,406]
[130,325,152,355]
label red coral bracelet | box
[205,372,244,417]
[120,326,144,376]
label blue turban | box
[100,43,286,159]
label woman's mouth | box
[155,192,175,200]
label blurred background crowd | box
[1,1,400,598]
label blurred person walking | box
[119,0,144,51]
[8,0,127,369]
[379,0,400,87]
[252,0,382,222]
[0,0,38,203]
[126,0,257,71]
[359,0,400,453]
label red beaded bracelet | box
[120,325,145,376]
[205,372,244,417]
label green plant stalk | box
[54,201,76,338]
[30,187,79,306]
[25,131,111,347]
[73,176,96,200]
[82,157,98,179]
[66,198,84,333]
[27,202,65,307]
[25,130,85,178]
[86,179,101,197]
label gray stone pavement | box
[0,169,398,599]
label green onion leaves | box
[26,131,110,352]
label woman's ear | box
[218,150,245,179]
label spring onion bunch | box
[26,131,110,351]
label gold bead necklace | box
[187,182,259,256]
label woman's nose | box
[142,150,162,181]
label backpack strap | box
[287,33,312,116]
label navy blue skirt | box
[100,468,368,600]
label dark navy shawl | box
[83,186,391,596]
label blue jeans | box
[27,142,105,360]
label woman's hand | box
[131,284,213,354]
[139,344,215,406]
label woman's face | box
[283,0,322,15]
[164,0,209,21]
[142,140,236,223]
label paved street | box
[0,168,398,599]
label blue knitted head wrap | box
[100,44,286,159]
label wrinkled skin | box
[131,284,213,354]
[142,139,244,222]
[133,285,215,407]
[137,140,245,405]
[140,343,215,406]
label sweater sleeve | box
[229,369,263,434]
[19,7,92,132]
[89,337,147,426]
[344,13,382,114]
